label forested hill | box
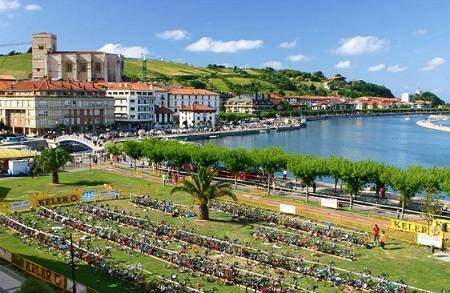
[0,52,394,98]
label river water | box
[201,115,450,168]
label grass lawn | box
[1,169,449,292]
[0,53,32,79]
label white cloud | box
[336,35,389,55]
[98,43,149,58]
[387,65,407,72]
[413,28,428,36]
[156,29,188,41]
[335,60,352,69]
[368,63,385,72]
[422,57,446,71]
[186,37,263,53]
[24,3,41,11]
[287,54,307,62]
[262,61,283,70]
[279,39,297,49]
[0,0,20,12]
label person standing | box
[373,224,380,246]
[380,231,386,249]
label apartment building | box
[105,82,156,128]
[224,94,274,114]
[0,80,114,134]
[32,32,123,82]
[168,88,221,117]
[179,104,217,128]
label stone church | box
[32,32,123,82]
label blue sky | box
[1,0,450,100]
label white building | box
[401,92,412,103]
[168,88,220,118]
[179,105,217,129]
[152,85,173,126]
[106,82,155,129]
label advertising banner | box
[10,200,30,212]
[0,247,12,262]
[390,219,429,234]
[417,233,443,248]
[432,219,450,233]
[32,194,80,208]
[81,191,96,202]
[279,203,296,215]
[321,198,339,209]
[23,259,66,289]
[99,190,119,200]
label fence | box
[0,245,97,292]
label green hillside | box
[0,53,395,97]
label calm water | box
[202,115,450,168]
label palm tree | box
[36,147,72,184]
[170,166,237,220]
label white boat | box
[404,117,411,120]
[208,135,219,139]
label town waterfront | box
[202,115,450,168]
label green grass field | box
[0,169,449,292]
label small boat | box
[208,135,219,139]
[404,117,411,121]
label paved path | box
[0,264,24,293]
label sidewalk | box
[0,264,24,293]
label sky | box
[1,0,450,100]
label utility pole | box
[70,233,76,293]
[141,53,147,82]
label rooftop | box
[179,104,216,112]
[0,80,104,92]
[169,87,219,96]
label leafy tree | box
[190,144,223,168]
[104,142,123,165]
[36,147,72,184]
[339,160,370,209]
[412,91,445,107]
[325,156,349,193]
[251,147,287,195]
[421,167,444,224]
[141,139,165,171]
[222,148,254,188]
[362,160,391,195]
[122,141,144,171]
[389,166,425,219]
[288,155,326,202]
[170,166,236,220]
[162,141,192,170]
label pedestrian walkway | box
[0,264,24,292]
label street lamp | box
[70,233,76,293]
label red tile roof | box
[0,80,104,92]
[105,82,152,91]
[179,104,216,112]
[169,87,219,96]
[155,106,173,114]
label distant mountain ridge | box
[0,53,398,98]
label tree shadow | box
[383,242,404,250]
[0,186,11,200]
[62,180,110,187]
[208,217,259,227]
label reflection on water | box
[201,115,450,168]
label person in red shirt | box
[373,224,380,246]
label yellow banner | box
[31,192,80,208]
[390,219,429,234]
[23,259,66,289]
[432,219,450,233]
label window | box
[130,107,135,111]
[38,45,44,50]
[80,63,87,72]
[65,62,73,73]
[95,62,102,73]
